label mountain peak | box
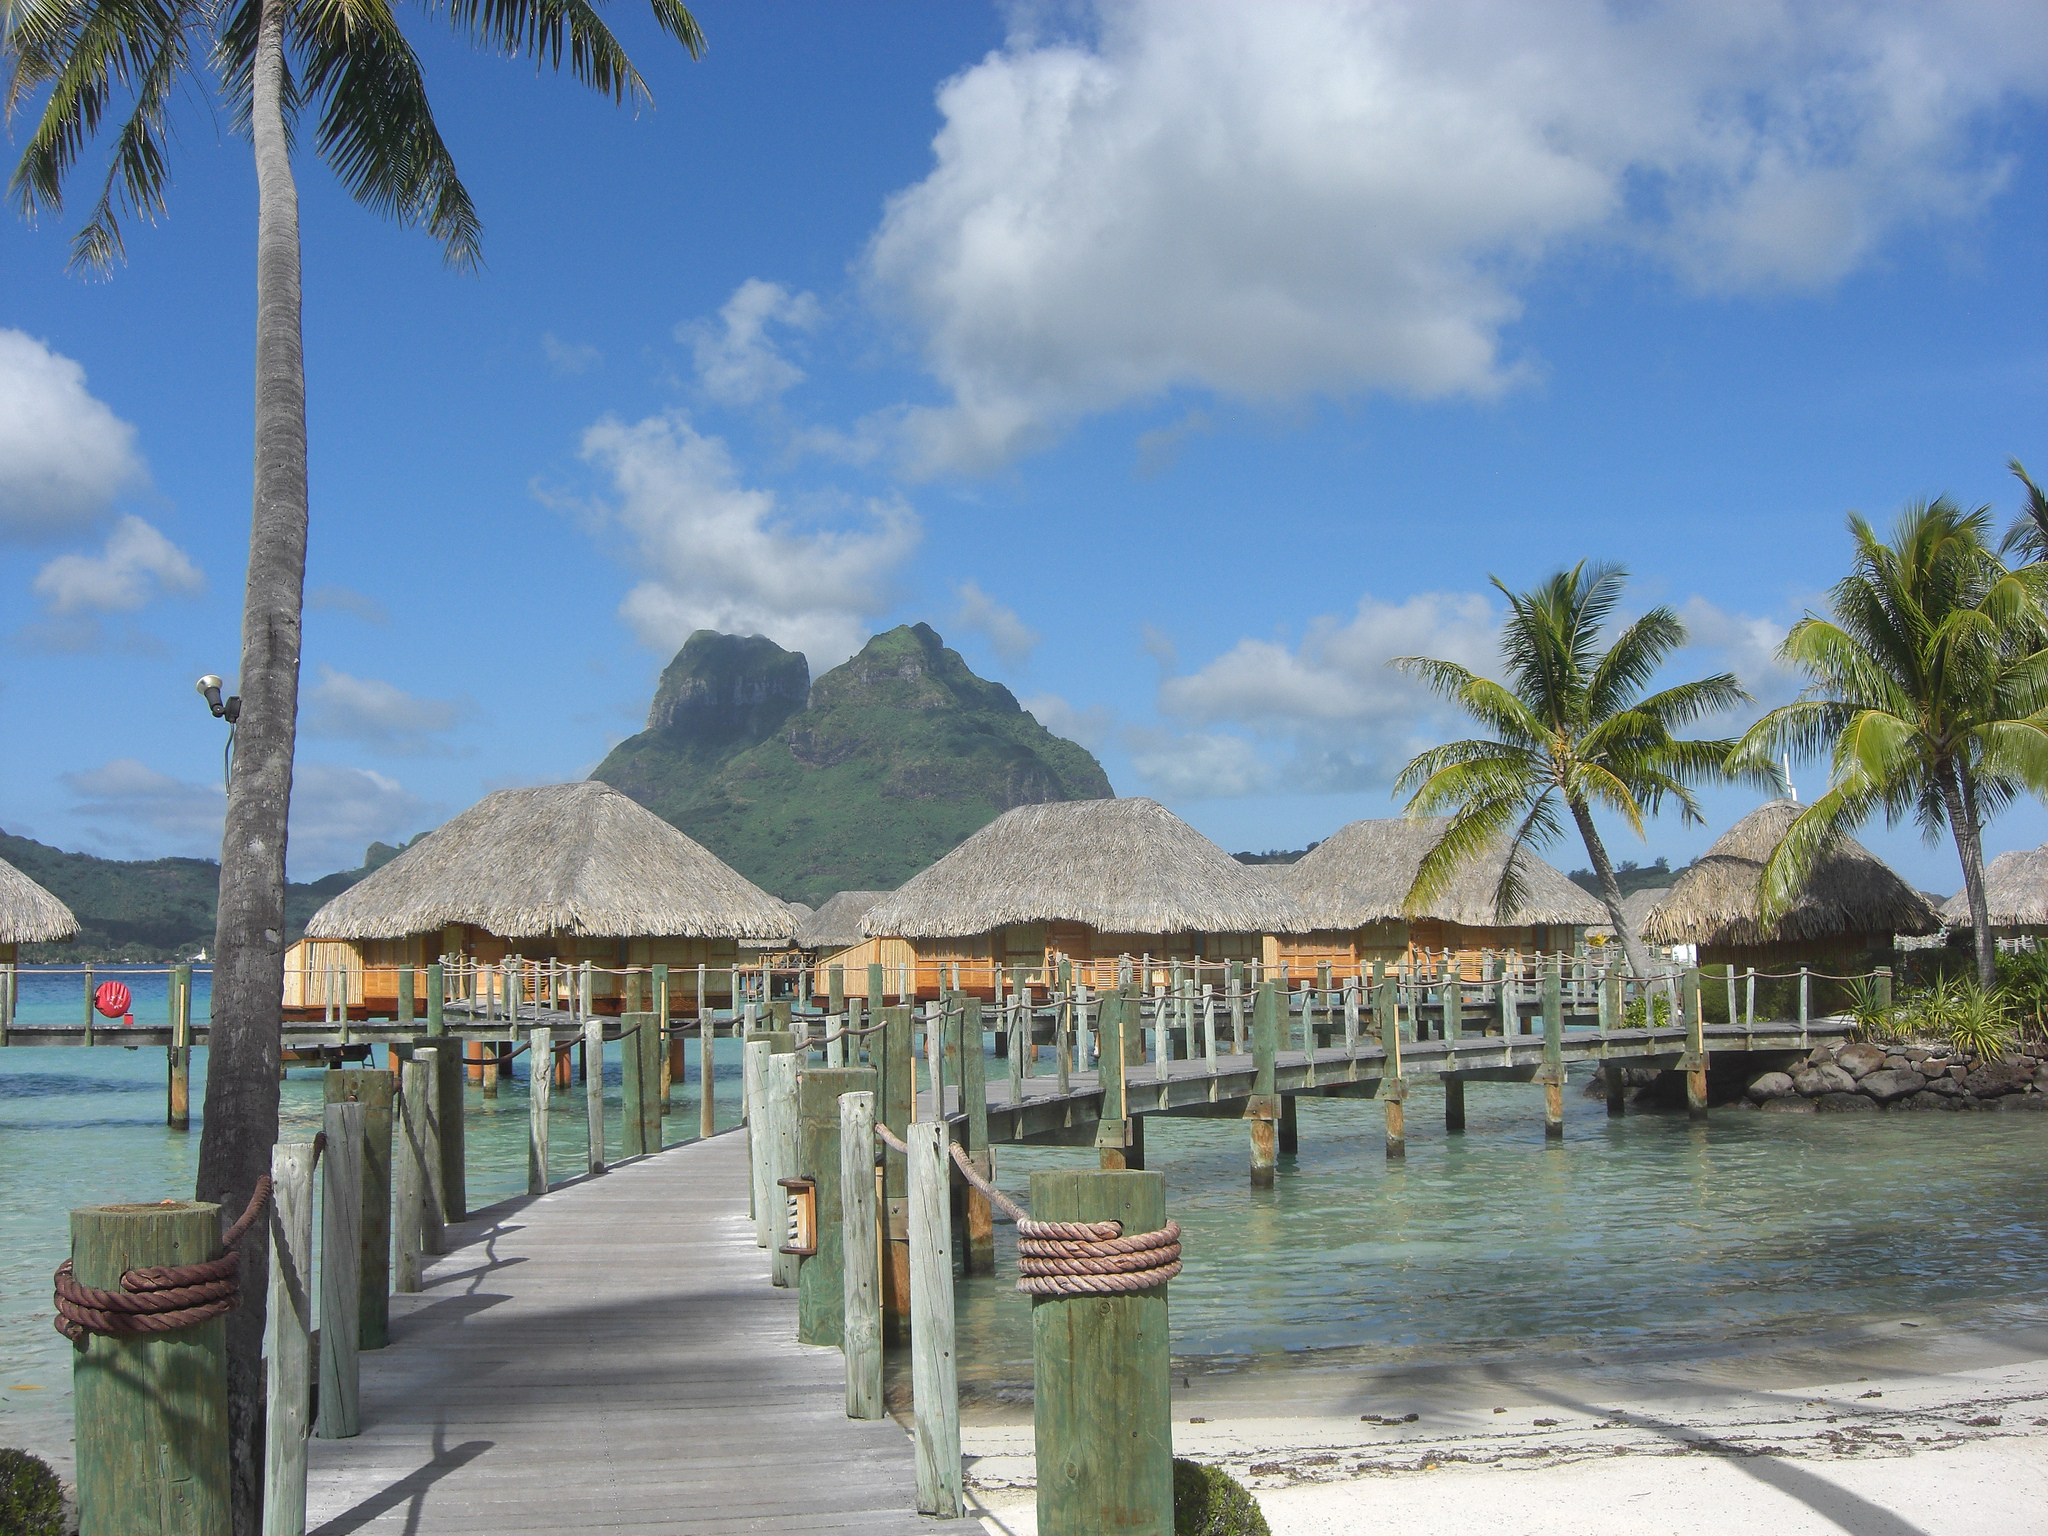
[647,630,810,742]
[809,623,1017,715]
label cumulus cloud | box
[33,515,202,613]
[61,757,425,875]
[0,330,147,537]
[867,0,2047,473]
[686,279,823,406]
[1020,692,1116,752]
[302,666,471,753]
[577,410,919,667]
[543,333,602,375]
[308,585,391,624]
[952,580,1040,665]
[1126,728,1269,800]
[1678,596,1799,711]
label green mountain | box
[0,831,425,963]
[1567,856,1690,898]
[591,623,1115,906]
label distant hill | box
[1233,845,1319,865]
[591,623,1114,906]
[1568,856,1689,899]
[1,830,426,963]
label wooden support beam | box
[1444,1076,1466,1133]
[1542,956,1565,1141]
[879,1005,914,1342]
[908,1122,963,1518]
[797,1066,875,1346]
[167,962,191,1129]
[958,996,994,1275]
[1030,1169,1172,1536]
[323,1069,392,1348]
[264,1139,316,1536]
[528,1026,553,1195]
[839,1089,884,1420]
[1096,990,1131,1171]
[584,1017,606,1176]
[316,1101,364,1441]
[1277,1093,1297,1155]
[1684,967,1708,1119]
[1247,981,1278,1187]
[768,1050,802,1289]
[744,1038,771,1243]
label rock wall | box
[1739,1038,2048,1114]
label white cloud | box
[1678,596,1799,711]
[543,333,602,375]
[0,330,147,537]
[61,757,425,876]
[1020,691,1116,751]
[308,585,391,624]
[576,410,919,667]
[1127,728,1269,800]
[686,279,823,406]
[33,515,202,613]
[952,580,1040,665]
[302,666,470,753]
[867,0,2048,473]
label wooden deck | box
[305,1130,984,1535]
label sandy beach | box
[962,1315,2048,1534]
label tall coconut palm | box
[1733,499,2048,991]
[2003,457,2048,566]
[1391,563,1752,979]
[5,3,702,1527]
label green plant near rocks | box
[1622,993,1673,1030]
[1948,981,2018,1062]
[0,1448,64,1536]
[1174,1458,1270,1536]
[1842,975,1898,1041]
[1995,948,2048,1039]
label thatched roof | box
[1940,845,2048,929]
[0,855,78,943]
[1641,800,1939,946]
[800,891,890,948]
[1280,818,1605,930]
[305,782,794,941]
[862,798,1307,939]
[785,901,815,922]
[1588,887,1671,937]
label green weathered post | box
[798,1065,876,1345]
[316,1099,364,1439]
[1056,957,1074,1093]
[1031,1170,1173,1536]
[1095,990,1132,1170]
[1378,973,1405,1159]
[621,1014,661,1158]
[82,961,94,1048]
[768,1049,802,1289]
[744,1038,771,1240]
[421,962,465,1222]
[1540,955,1565,1141]
[960,996,994,1274]
[397,962,414,1027]
[1683,967,1708,1120]
[829,964,845,1017]
[70,1201,229,1535]
[869,962,887,1011]
[879,1004,914,1343]
[909,1121,963,1518]
[1442,965,1465,1131]
[323,1070,392,1347]
[1246,981,1279,1186]
[168,963,192,1130]
[527,1025,553,1195]
[654,963,673,1112]
[839,1089,883,1420]
[264,1139,316,1535]
[1876,966,1893,1014]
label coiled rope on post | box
[867,1130,1182,1296]
[53,1173,279,1347]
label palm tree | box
[1391,563,1751,979]
[1734,499,2048,991]
[5,3,703,1527]
[2003,457,2048,565]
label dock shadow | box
[309,1428,491,1536]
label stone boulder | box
[1963,1061,2030,1098]
[1795,1063,1858,1097]
[1759,1096,1817,1114]
[1836,1042,1888,1079]
[1996,1093,2048,1112]
[1816,1092,1877,1112]
[1902,1091,1963,1112]
[1807,1043,1840,1066]
[1858,1069,1927,1104]
[1920,1075,1964,1098]
[1747,1072,1797,1103]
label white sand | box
[963,1327,2048,1535]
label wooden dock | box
[304,1129,984,1535]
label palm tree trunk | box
[1943,762,1996,990]
[193,0,308,1527]
[1567,796,1652,979]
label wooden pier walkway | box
[304,1129,984,1535]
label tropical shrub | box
[0,1448,63,1536]
[1174,1459,1270,1536]
[1841,975,1897,1041]
[1948,982,2018,1061]
[1622,993,1673,1030]
[1995,948,2048,1039]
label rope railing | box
[53,1175,276,1346]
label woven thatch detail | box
[1280,818,1605,930]
[1641,800,1938,946]
[861,799,1306,939]
[0,855,78,943]
[800,891,890,948]
[305,782,794,941]
[1588,887,1670,937]
[1940,845,2048,929]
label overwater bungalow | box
[857,797,1305,997]
[0,854,78,963]
[1938,843,2048,942]
[1586,887,1672,945]
[797,890,893,979]
[302,781,794,1015]
[1640,800,1938,997]
[1273,816,1605,978]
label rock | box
[1963,1062,2029,1098]
[1996,1093,2048,1112]
[1902,1048,1930,1063]
[1901,1092,1962,1112]
[1758,1095,1817,1114]
[1921,1075,1964,1098]
[1807,1044,1839,1066]
[1858,1069,1928,1103]
[1836,1043,1888,1079]
[1948,1065,1969,1079]
[1816,1092,1877,1112]
[1883,1055,1909,1071]
[1794,1063,1858,1097]
[1747,1071,1797,1103]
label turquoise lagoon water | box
[5,967,2047,1443]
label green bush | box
[1622,993,1672,1029]
[1996,948,2048,1039]
[0,1448,64,1536]
[1174,1458,1270,1536]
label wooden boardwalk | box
[305,1130,984,1535]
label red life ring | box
[94,980,132,1019]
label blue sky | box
[2,0,2045,894]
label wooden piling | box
[1277,1093,1297,1155]
[323,1070,392,1348]
[168,962,191,1130]
[1379,975,1405,1158]
[316,1101,364,1441]
[1247,981,1279,1186]
[1096,990,1132,1171]
[1030,1169,1173,1536]
[797,1066,875,1346]
[1444,1076,1466,1132]
[584,1017,606,1175]
[1541,956,1565,1140]
[264,1139,316,1536]
[839,1090,884,1419]
[958,996,994,1275]
[69,1200,229,1536]
[907,1122,963,1517]
[699,1003,718,1142]
[1684,967,1708,1119]
[879,1004,914,1343]
[395,1055,433,1291]
[528,1026,553,1194]
[768,1050,802,1289]
[744,1038,771,1241]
